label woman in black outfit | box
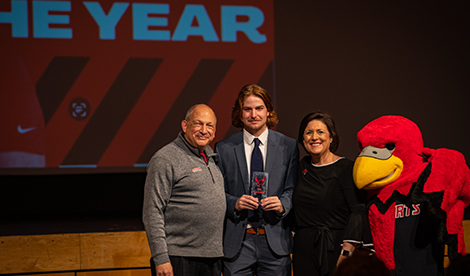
[292,111,373,276]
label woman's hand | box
[336,242,357,267]
[336,254,348,267]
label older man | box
[143,104,226,276]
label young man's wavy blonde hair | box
[231,84,279,128]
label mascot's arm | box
[369,204,396,271]
[447,200,466,256]
[423,148,470,256]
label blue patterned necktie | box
[249,138,263,228]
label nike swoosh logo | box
[18,125,36,134]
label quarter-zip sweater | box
[143,132,226,266]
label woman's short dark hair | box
[297,111,340,153]
[231,84,279,128]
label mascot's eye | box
[385,143,395,151]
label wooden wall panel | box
[77,268,151,276]
[80,231,151,269]
[1,222,468,275]
[14,273,75,276]
[0,234,80,274]
[464,220,470,252]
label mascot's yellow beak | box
[353,145,403,190]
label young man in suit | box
[215,84,299,276]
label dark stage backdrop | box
[274,1,470,164]
[1,1,469,217]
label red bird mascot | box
[353,115,470,276]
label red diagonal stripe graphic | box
[62,58,162,166]
[98,55,201,167]
[45,55,129,167]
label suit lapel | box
[265,130,279,174]
[234,136,249,194]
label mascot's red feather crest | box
[353,115,470,273]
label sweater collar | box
[177,131,216,158]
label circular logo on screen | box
[69,97,90,121]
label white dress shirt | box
[243,128,268,182]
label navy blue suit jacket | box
[215,129,299,258]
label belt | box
[246,228,265,235]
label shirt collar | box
[243,128,268,146]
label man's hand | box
[260,196,285,216]
[235,195,259,211]
[156,262,173,276]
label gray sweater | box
[143,132,226,266]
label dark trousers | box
[224,233,291,276]
[150,256,222,276]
